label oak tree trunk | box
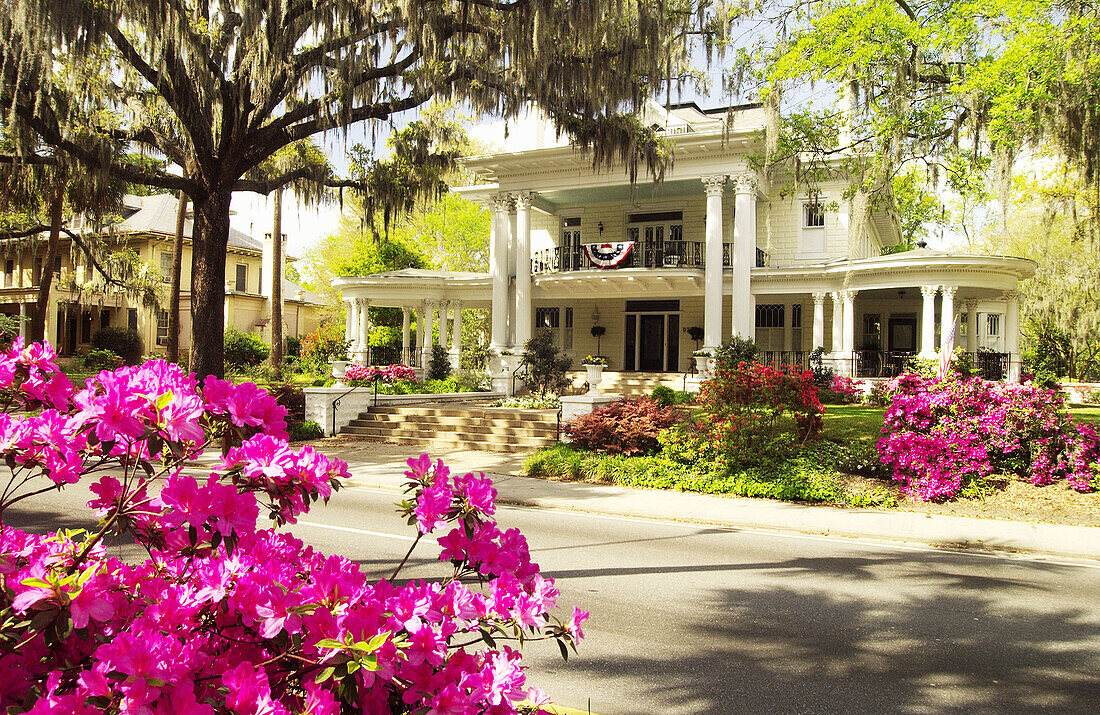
[189,186,232,380]
[270,189,284,377]
[167,192,188,363]
[29,179,65,343]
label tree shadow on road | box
[534,550,1100,714]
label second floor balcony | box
[532,242,767,274]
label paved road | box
[11,481,1100,714]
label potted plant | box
[581,354,608,393]
[692,349,711,376]
[329,356,349,386]
[590,325,606,355]
[687,326,704,351]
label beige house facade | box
[0,193,325,358]
[334,103,1035,391]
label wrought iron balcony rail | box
[532,242,768,274]
[852,350,1009,380]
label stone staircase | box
[568,370,696,398]
[339,403,560,452]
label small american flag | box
[938,315,958,380]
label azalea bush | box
[878,374,1099,500]
[344,363,417,385]
[563,396,680,456]
[819,375,863,405]
[662,361,824,470]
[0,339,585,713]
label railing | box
[758,350,810,369]
[851,350,1012,380]
[532,241,767,274]
[975,351,1009,381]
[361,346,418,367]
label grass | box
[1069,405,1100,424]
[821,404,885,444]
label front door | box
[639,314,665,371]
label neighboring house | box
[0,193,325,357]
[334,102,1034,389]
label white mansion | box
[334,102,1034,390]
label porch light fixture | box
[598,221,604,236]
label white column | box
[940,285,958,353]
[811,292,826,350]
[345,298,358,352]
[702,175,726,350]
[18,303,27,340]
[965,300,978,355]
[356,297,370,363]
[920,285,939,357]
[507,200,518,346]
[731,173,758,339]
[439,301,450,351]
[841,289,857,376]
[1005,291,1021,380]
[514,192,534,349]
[490,195,510,349]
[830,291,844,356]
[450,302,463,368]
[417,302,430,368]
[401,307,411,365]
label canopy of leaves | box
[721,0,1100,238]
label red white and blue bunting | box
[582,241,634,268]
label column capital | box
[701,175,727,196]
[811,291,828,306]
[940,284,959,299]
[490,193,511,212]
[1003,290,1020,302]
[731,172,759,194]
[920,284,940,299]
[355,296,370,308]
[839,289,857,302]
[513,192,535,210]
[963,299,978,311]
[830,291,844,304]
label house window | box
[562,217,582,270]
[53,256,62,276]
[160,252,173,283]
[862,313,882,350]
[986,314,1000,337]
[803,200,825,228]
[4,260,12,288]
[791,304,802,329]
[156,310,169,346]
[128,308,138,331]
[755,304,784,328]
[627,211,683,268]
[235,264,247,292]
[563,307,574,350]
[535,307,561,346]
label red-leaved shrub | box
[563,396,681,455]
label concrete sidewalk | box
[306,439,1100,562]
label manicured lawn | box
[821,404,885,444]
[1070,405,1100,424]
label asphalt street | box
[10,480,1100,714]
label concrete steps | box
[570,371,694,397]
[339,404,560,452]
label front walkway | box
[301,440,1100,562]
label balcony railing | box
[758,350,810,370]
[532,242,768,274]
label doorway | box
[624,302,680,372]
[888,315,917,353]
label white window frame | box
[799,194,828,259]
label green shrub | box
[713,335,758,370]
[81,348,124,372]
[285,335,301,358]
[802,440,889,479]
[92,327,143,365]
[369,325,401,348]
[288,420,324,442]
[521,329,572,396]
[267,383,305,423]
[651,385,675,408]
[427,343,452,381]
[453,370,492,392]
[225,329,270,368]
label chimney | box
[261,232,285,299]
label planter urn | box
[330,360,348,387]
[584,364,604,394]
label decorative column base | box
[491,353,521,396]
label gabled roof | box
[282,278,326,306]
[113,194,261,253]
